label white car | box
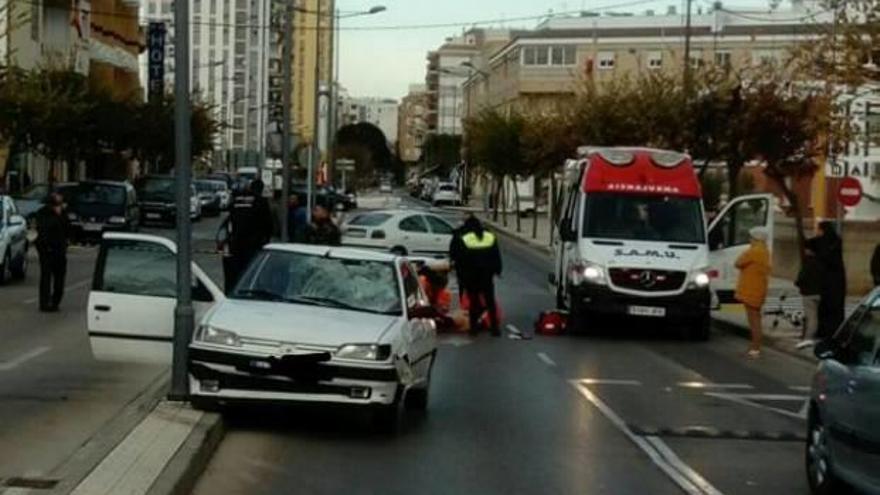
[0,196,28,284]
[379,182,393,194]
[341,209,456,257]
[431,183,461,206]
[86,233,437,428]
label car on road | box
[86,234,438,428]
[13,182,78,223]
[379,181,393,194]
[0,195,28,284]
[806,291,880,495]
[67,181,140,241]
[340,209,455,257]
[195,179,228,216]
[137,176,201,226]
[431,182,461,206]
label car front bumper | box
[188,346,400,406]
[571,284,711,320]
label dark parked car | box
[137,176,178,226]
[67,181,139,241]
[806,289,880,495]
[14,182,78,223]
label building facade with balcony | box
[398,84,429,164]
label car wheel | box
[390,246,408,256]
[806,407,846,495]
[404,353,435,412]
[0,250,10,284]
[373,390,402,433]
[567,288,587,334]
[11,244,27,280]
[191,397,222,413]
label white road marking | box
[22,279,92,305]
[788,385,812,393]
[570,381,719,495]
[677,382,754,390]
[577,378,643,386]
[438,335,473,347]
[506,324,522,336]
[0,346,51,371]
[536,352,556,367]
[704,392,809,421]
[645,437,725,495]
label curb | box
[711,315,817,364]
[146,411,225,495]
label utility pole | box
[307,0,322,221]
[325,5,338,185]
[683,0,693,95]
[280,0,293,241]
[170,0,192,400]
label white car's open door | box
[707,193,775,302]
[88,233,224,364]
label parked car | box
[379,181,393,194]
[341,209,455,257]
[206,172,235,190]
[86,234,437,429]
[137,176,201,226]
[806,291,880,495]
[431,182,461,206]
[67,181,140,241]
[194,180,227,216]
[0,195,28,284]
[14,182,78,223]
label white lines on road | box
[22,279,92,305]
[0,346,51,371]
[570,381,723,495]
[577,378,643,386]
[788,385,812,393]
[704,392,809,421]
[677,381,754,390]
[506,324,522,336]
[536,352,557,367]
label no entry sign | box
[838,176,863,207]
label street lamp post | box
[280,0,293,242]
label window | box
[349,213,392,226]
[536,46,549,65]
[522,46,537,65]
[689,49,703,68]
[563,45,576,65]
[193,24,201,44]
[400,262,426,310]
[714,51,732,68]
[833,306,880,366]
[583,193,705,244]
[100,241,176,298]
[598,51,615,70]
[647,51,663,69]
[752,49,780,66]
[708,197,769,250]
[551,46,565,65]
[148,2,156,14]
[399,215,428,233]
[425,215,454,235]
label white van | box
[551,147,773,339]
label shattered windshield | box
[233,251,402,316]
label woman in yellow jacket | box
[735,227,771,358]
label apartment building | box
[398,84,429,164]
[340,97,399,144]
[463,3,832,116]
[292,0,334,147]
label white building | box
[141,0,270,169]
[341,97,400,145]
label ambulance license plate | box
[628,305,666,317]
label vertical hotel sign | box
[147,22,167,102]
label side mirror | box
[408,305,437,320]
[813,340,835,360]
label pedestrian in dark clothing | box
[220,180,274,291]
[304,204,341,246]
[35,193,68,312]
[871,242,880,287]
[287,193,308,243]
[806,221,847,340]
[796,247,824,344]
[457,216,502,336]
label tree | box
[465,108,525,224]
[420,133,461,171]
[334,122,392,186]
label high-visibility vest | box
[462,231,496,250]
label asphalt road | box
[191,194,817,495]
[0,214,225,490]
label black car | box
[14,182,79,224]
[67,181,139,241]
[137,176,178,226]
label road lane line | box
[788,385,811,393]
[0,346,51,371]
[22,279,91,305]
[578,378,643,386]
[536,352,556,367]
[677,381,754,390]
[704,392,808,421]
[645,436,725,495]
[570,381,709,495]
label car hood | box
[205,299,399,346]
[581,239,708,272]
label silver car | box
[806,290,880,494]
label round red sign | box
[838,176,863,207]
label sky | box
[337,0,770,100]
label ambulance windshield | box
[583,193,705,244]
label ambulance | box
[551,147,773,339]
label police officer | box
[458,216,502,336]
[220,179,274,291]
[35,193,68,312]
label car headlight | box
[571,262,605,286]
[108,216,127,225]
[67,212,78,221]
[689,269,711,289]
[195,325,242,347]
[336,344,392,361]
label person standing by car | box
[35,193,68,312]
[286,193,308,243]
[221,180,274,290]
[305,204,341,246]
[796,247,823,346]
[807,221,847,340]
[458,216,502,336]
[734,227,771,358]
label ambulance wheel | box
[567,291,588,334]
[556,284,566,310]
